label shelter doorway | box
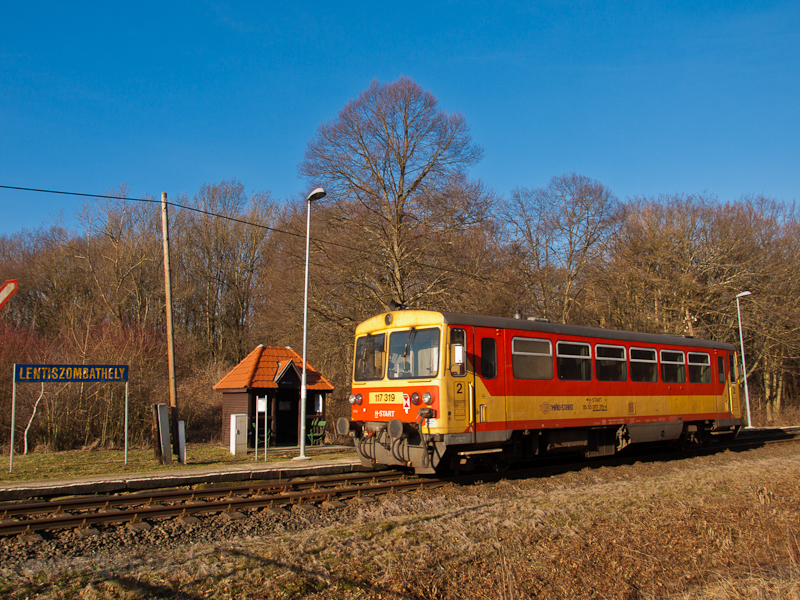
[274,388,299,446]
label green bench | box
[308,418,326,446]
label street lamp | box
[296,187,326,460]
[735,291,753,428]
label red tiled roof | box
[213,345,335,391]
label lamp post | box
[735,291,753,428]
[296,187,326,460]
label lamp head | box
[736,291,752,299]
[306,187,326,202]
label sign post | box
[9,366,16,473]
[10,364,129,473]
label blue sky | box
[1,1,798,234]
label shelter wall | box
[221,390,249,443]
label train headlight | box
[422,392,433,405]
[348,394,363,405]
[355,394,363,405]
[411,392,420,405]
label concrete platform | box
[0,446,371,502]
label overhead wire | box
[0,183,510,285]
[0,184,310,243]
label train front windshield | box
[353,333,386,381]
[387,327,440,379]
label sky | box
[1,1,798,235]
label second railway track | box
[0,471,442,538]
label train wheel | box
[484,454,511,473]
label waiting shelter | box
[213,345,334,448]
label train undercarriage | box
[338,417,741,475]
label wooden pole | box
[161,192,182,461]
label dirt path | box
[2,443,799,599]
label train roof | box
[438,311,736,351]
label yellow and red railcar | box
[336,311,743,474]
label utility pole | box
[161,192,182,461]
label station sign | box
[14,364,129,383]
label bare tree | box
[592,195,717,334]
[300,77,493,310]
[75,188,163,330]
[173,179,278,363]
[502,173,619,324]
[593,194,800,423]
[726,197,800,422]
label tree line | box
[1,77,797,453]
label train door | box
[714,352,727,418]
[448,326,476,442]
[474,327,507,440]
[728,352,742,419]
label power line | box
[0,183,508,285]
[0,184,159,203]
[0,184,311,243]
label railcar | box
[336,311,743,474]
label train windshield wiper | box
[402,328,417,357]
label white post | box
[124,381,129,465]
[9,365,16,473]
[256,396,267,462]
[178,421,186,464]
[736,291,753,427]
[296,188,325,460]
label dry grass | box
[0,443,349,484]
[751,405,800,429]
[240,448,800,599]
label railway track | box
[486,427,800,485]
[2,428,797,540]
[0,470,445,539]
[727,426,800,449]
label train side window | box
[717,356,725,384]
[661,350,686,383]
[450,328,467,377]
[729,353,736,382]
[556,341,592,381]
[480,338,497,379]
[512,337,553,380]
[688,352,711,384]
[630,348,657,382]
[596,344,627,382]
